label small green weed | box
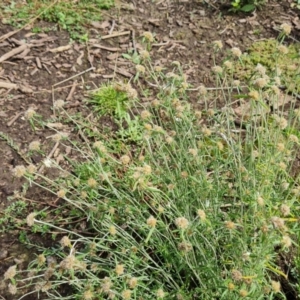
[230,0,266,12]
[0,0,114,40]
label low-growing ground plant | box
[3,24,300,300]
[0,0,114,41]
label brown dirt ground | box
[0,0,300,299]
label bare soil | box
[0,0,300,299]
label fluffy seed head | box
[231,269,243,281]
[38,254,46,266]
[24,107,36,119]
[60,236,71,248]
[128,277,138,289]
[277,45,289,54]
[26,212,36,226]
[188,148,198,157]
[141,110,151,120]
[213,40,223,50]
[289,134,298,143]
[13,165,26,178]
[136,64,145,74]
[239,289,248,297]
[231,47,242,58]
[280,23,292,35]
[4,265,17,280]
[178,242,193,253]
[29,140,41,151]
[197,209,206,221]
[198,85,207,95]
[225,221,236,230]
[271,280,281,293]
[121,289,131,300]
[109,225,117,236]
[27,164,37,174]
[175,217,189,229]
[223,60,233,69]
[147,216,157,228]
[248,90,260,100]
[281,235,292,248]
[87,178,97,188]
[212,65,223,74]
[54,100,65,109]
[157,288,165,298]
[143,31,154,42]
[271,216,285,229]
[120,155,131,165]
[140,50,150,59]
[57,189,66,198]
[232,80,240,87]
[8,283,17,295]
[83,290,94,300]
[254,77,268,89]
[115,264,124,276]
[280,204,290,216]
[255,63,266,75]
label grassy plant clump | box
[233,38,300,94]
[0,0,114,40]
[4,28,300,299]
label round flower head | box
[121,289,131,300]
[197,209,206,221]
[198,85,207,95]
[223,60,233,69]
[231,47,242,58]
[13,165,26,178]
[60,236,71,248]
[54,100,65,109]
[248,90,260,100]
[26,212,36,226]
[29,140,41,151]
[140,50,150,59]
[254,77,268,89]
[136,64,145,74]
[147,215,157,228]
[128,277,138,289]
[280,23,292,35]
[120,155,131,165]
[175,217,189,229]
[277,45,289,54]
[8,283,17,295]
[142,31,154,42]
[255,63,266,75]
[212,66,223,74]
[213,40,223,50]
[271,280,281,293]
[115,264,124,276]
[157,288,165,298]
[4,265,17,280]
[281,235,292,248]
[24,107,36,119]
[140,110,151,120]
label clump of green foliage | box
[229,0,266,12]
[0,0,114,41]
[2,26,300,300]
[233,39,300,93]
[88,83,136,117]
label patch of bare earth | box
[0,0,299,299]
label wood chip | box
[0,44,29,63]
[48,44,72,53]
[90,44,121,52]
